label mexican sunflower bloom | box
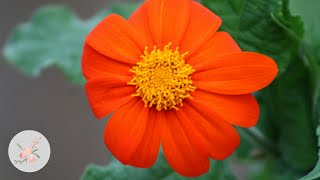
[82,0,278,177]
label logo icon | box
[8,130,51,172]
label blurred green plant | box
[202,0,304,75]
[2,2,139,84]
[2,0,320,179]
[83,152,235,180]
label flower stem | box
[239,127,279,157]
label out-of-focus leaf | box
[289,0,320,120]
[200,0,246,39]
[299,127,320,180]
[17,143,24,151]
[201,0,304,74]
[203,0,318,174]
[82,152,236,180]
[265,57,317,171]
[298,69,320,180]
[248,158,300,180]
[289,1,320,179]
[299,121,320,180]
[3,6,87,84]
[290,0,320,64]
[202,1,312,173]
[2,3,139,85]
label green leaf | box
[289,1,320,179]
[3,6,87,84]
[299,122,320,180]
[2,3,139,85]
[264,57,317,171]
[202,1,312,173]
[32,153,40,159]
[201,0,304,74]
[82,152,236,180]
[300,161,320,180]
[248,157,301,180]
[32,149,38,153]
[202,0,318,173]
[289,0,320,112]
[299,128,320,180]
[299,127,320,180]
[17,143,24,151]
[290,0,320,64]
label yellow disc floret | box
[128,43,196,111]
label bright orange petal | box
[85,14,147,64]
[192,52,278,95]
[188,90,259,128]
[148,0,191,48]
[161,111,210,177]
[186,32,241,65]
[176,103,240,159]
[85,78,135,119]
[179,1,222,56]
[82,44,132,80]
[104,98,149,164]
[129,1,154,47]
[128,108,161,168]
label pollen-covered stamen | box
[128,43,196,111]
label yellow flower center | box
[128,43,196,111]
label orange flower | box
[82,0,278,177]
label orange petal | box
[82,44,132,80]
[186,32,241,65]
[188,90,259,128]
[176,103,240,159]
[161,111,210,177]
[85,14,147,64]
[129,1,154,48]
[192,52,278,95]
[128,108,161,168]
[179,1,222,56]
[85,78,135,119]
[104,98,150,164]
[148,0,191,48]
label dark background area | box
[0,0,135,179]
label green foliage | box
[203,0,320,178]
[290,0,320,64]
[248,158,301,180]
[299,125,320,180]
[299,128,320,180]
[265,57,317,171]
[3,6,86,84]
[2,3,139,85]
[82,152,235,180]
[289,1,320,179]
[201,0,303,75]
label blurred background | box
[0,0,136,179]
